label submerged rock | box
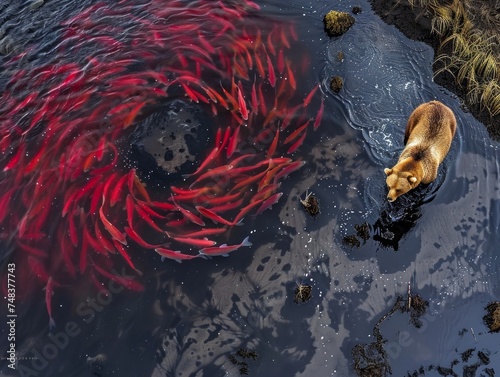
[352,6,362,15]
[323,10,355,37]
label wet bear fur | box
[384,101,456,202]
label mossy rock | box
[323,10,355,37]
[483,301,500,333]
[330,75,343,93]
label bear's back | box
[404,100,456,147]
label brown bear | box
[384,100,456,202]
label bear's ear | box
[384,168,392,175]
[408,176,417,184]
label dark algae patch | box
[461,348,475,363]
[406,326,496,376]
[406,348,495,376]
[352,296,404,376]
[354,223,370,243]
[352,290,430,376]
[343,234,361,248]
[405,293,429,328]
[228,348,259,376]
[342,222,370,249]
[236,348,259,360]
[483,301,500,333]
[352,6,362,15]
[299,191,320,218]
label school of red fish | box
[0,0,323,324]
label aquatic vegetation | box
[483,301,500,333]
[341,223,370,248]
[354,223,370,243]
[0,0,323,316]
[294,283,312,303]
[236,348,259,360]
[404,293,429,328]
[407,343,495,375]
[352,291,430,376]
[323,10,355,37]
[227,347,259,375]
[352,345,388,377]
[299,191,320,218]
[352,297,403,377]
[342,219,370,245]
[343,234,361,249]
[409,0,500,117]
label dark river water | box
[0,0,499,376]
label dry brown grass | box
[409,0,500,116]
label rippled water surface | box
[0,0,499,376]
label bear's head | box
[384,168,418,202]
